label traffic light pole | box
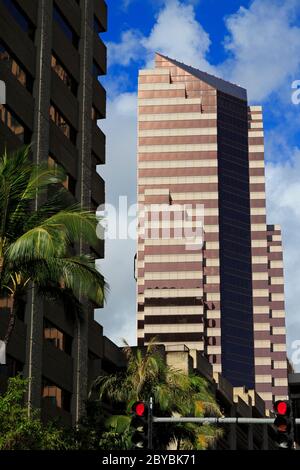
[148,397,154,450]
[153,417,300,424]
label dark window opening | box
[51,54,77,95]
[0,104,27,142]
[53,4,79,48]
[42,378,71,412]
[3,0,35,39]
[49,104,76,144]
[0,40,33,92]
[44,318,72,355]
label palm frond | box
[42,208,100,248]
[6,225,68,262]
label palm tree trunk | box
[3,296,15,345]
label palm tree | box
[0,146,107,346]
[93,339,222,450]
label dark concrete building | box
[0,0,120,425]
[165,345,278,450]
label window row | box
[3,1,104,77]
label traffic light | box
[273,400,294,449]
[131,401,149,449]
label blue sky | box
[96,0,300,368]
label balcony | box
[49,120,78,178]
[0,5,36,76]
[93,33,107,76]
[93,77,106,119]
[43,300,74,338]
[0,309,27,362]
[0,118,25,154]
[41,396,72,427]
[50,69,79,130]
[15,0,38,25]
[42,340,73,393]
[94,0,107,32]
[91,171,105,206]
[103,336,126,369]
[52,22,80,82]
[0,62,34,131]
[88,358,102,385]
[55,0,81,36]
[88,319,104,358]
[92,122,105,164]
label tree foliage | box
[92,340,223,450]
[0,146,107,344]
[0,376,73,450]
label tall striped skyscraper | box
[136,54,288,409]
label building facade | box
[0,0,108,424]
[166,345,278,450]
[136,53,288,410]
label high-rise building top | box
[136,53,288,410]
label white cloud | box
[266,148,300,368]
[95,92,137,346]
[122,0,132,9]
[107,0,213,73]
[107,30,144,68]
[142,0,213,70]
[219,0,300,102]
[100,0,300,358]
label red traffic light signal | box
[133,401,146,417]
[131,401,149,449]
[274,400,290,416]
[273,400,294,449]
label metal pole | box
[148,397,153,450]
[153,417,300,424]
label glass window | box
[3,0,35,39]
[44,319,72,355]
[42,378,71,412]
[53,4,79,48]
[49,104,76,144]
[48,155,76,196]
[0,104,25,141]
[51,54,77,95]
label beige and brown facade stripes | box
[136,54,288,410]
